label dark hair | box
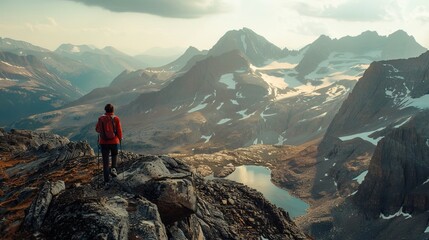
[104,104,114,113]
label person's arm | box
[95,117,102,133]
[115,117,123,141]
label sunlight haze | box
[1,0,429,55]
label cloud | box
[292,0,429,22]
[26,17,60,32]
[293,0,391,22]
[66,0,230,18]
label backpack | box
[99,115,117,140]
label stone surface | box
[22,181,65,231]
[42,186,129,240]
[354,121,429,218]
[0,129,309,239]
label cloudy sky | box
[1,0,429,55]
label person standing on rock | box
[96,103,123,185]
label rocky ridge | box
[319,111,429,240]
[0,129,309,239]
[302,51,429,239]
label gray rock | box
[355,124,429,217]
[23,180,65,231]
[42,186,129,240]
[167,225,187,240]
[125,157,171,186]
[3,131,309,240]
[138,178,197,224]
[129,198,167,240]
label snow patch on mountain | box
[386,79,429,109]
[201,134,213,143]
[260,73,288,89]
[393,116,412,128]
[216,102,224,110]
[278,46,308,64]
[298,112,327,123]
[305,51,376,82]
[217,118,231,125]
[276,135,287,145]
[324,85,348,103]
[219,73,237,89]
[260,106,277,122]
[71,46,81,53]
[236,91,245,98]
[383,63,400,73]
[172,105,183,112]
[230,99,239,105]
[0,61,25,69]
[237,109,256,120]
[401,94,429,110]
[252,61,297,71]
[188,103,208,113]
[353,170,368,184]
[339,126,385,145]
[379,207,412,220]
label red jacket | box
[96,113,123,144]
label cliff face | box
[354,112,429,218]
[0,129,309,240]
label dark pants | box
[100,144,118,182]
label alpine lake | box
[207,165,308,218]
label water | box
[210,165,308,218]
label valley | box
[1,26,429,240]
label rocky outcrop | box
[354,113,429,218]
[23,181,65,231]
[195,178,308,240]
[42,186,130,240]
[314,112,429,240]
[323,51,429,139]
[0,129,309,239]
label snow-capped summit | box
[295,30,427,79]
[208,27,284,66]
[55,43,98,54]
[54,43,146,82]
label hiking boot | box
[110,168,118,178]
[103,181,112,190]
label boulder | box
[42,186,129,240]
[128,198,168,240]
[123,156,197,224]
[22,180,65,231]
[136,178,197,224]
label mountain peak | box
[359,30,380,37]
[313,34,333,44]
[208,28,283,66]
[184,46,200,54]
[55,43,96,54]
[388,29,412,40]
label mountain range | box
[0,37,166,125]
[0,51,82,126]
[2,27,429,240]
[12,28,427,154]
[298,50,429,240]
